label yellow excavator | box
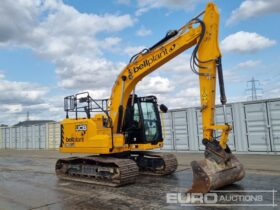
[56,2,245,193]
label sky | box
[0,0,279,125]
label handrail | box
[64,92,112,127]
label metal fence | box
[161,98,280,153]
[0,123,60,150]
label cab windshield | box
[140,102,159,142]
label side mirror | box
[159,104,168,113]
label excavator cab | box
[123,95,164,145]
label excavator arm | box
[109,2,245,193]
[110,3,229,148]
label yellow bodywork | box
[60,114,163,154]
[60,2,231,154]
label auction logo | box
[166,190,277,207]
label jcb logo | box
[76,124,87,131]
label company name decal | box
[128,44,176,80]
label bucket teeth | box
[187,154,245,193]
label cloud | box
[3,0,276,125]
[136,26,152,36]
[0,0,202,118]
[137,76,174,94]
[223,70,243,83]
[0,73,48,105]
[0,0,137,124]
[0,88,71,125]
[227,0,280,25]
[176,87,200,98]
[221,31,276,53]
[124,46,146,56]
[56,55,124,90]
[100,37,122,50]
[0,72,57,125]
[0,0,135,90]
[159,54,192,73]
[0,101,64,125]
[136,0,199,16]
[86,89,111,99]
[159,87,200,108]
[236,60,261,69]
[0,0,39,43]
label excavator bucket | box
[187,154,245,193]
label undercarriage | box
[55,151,177,186]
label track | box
[55,156,139,187]
[55,152,177,187]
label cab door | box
[124,102,145,144]
[140,101,161,142]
